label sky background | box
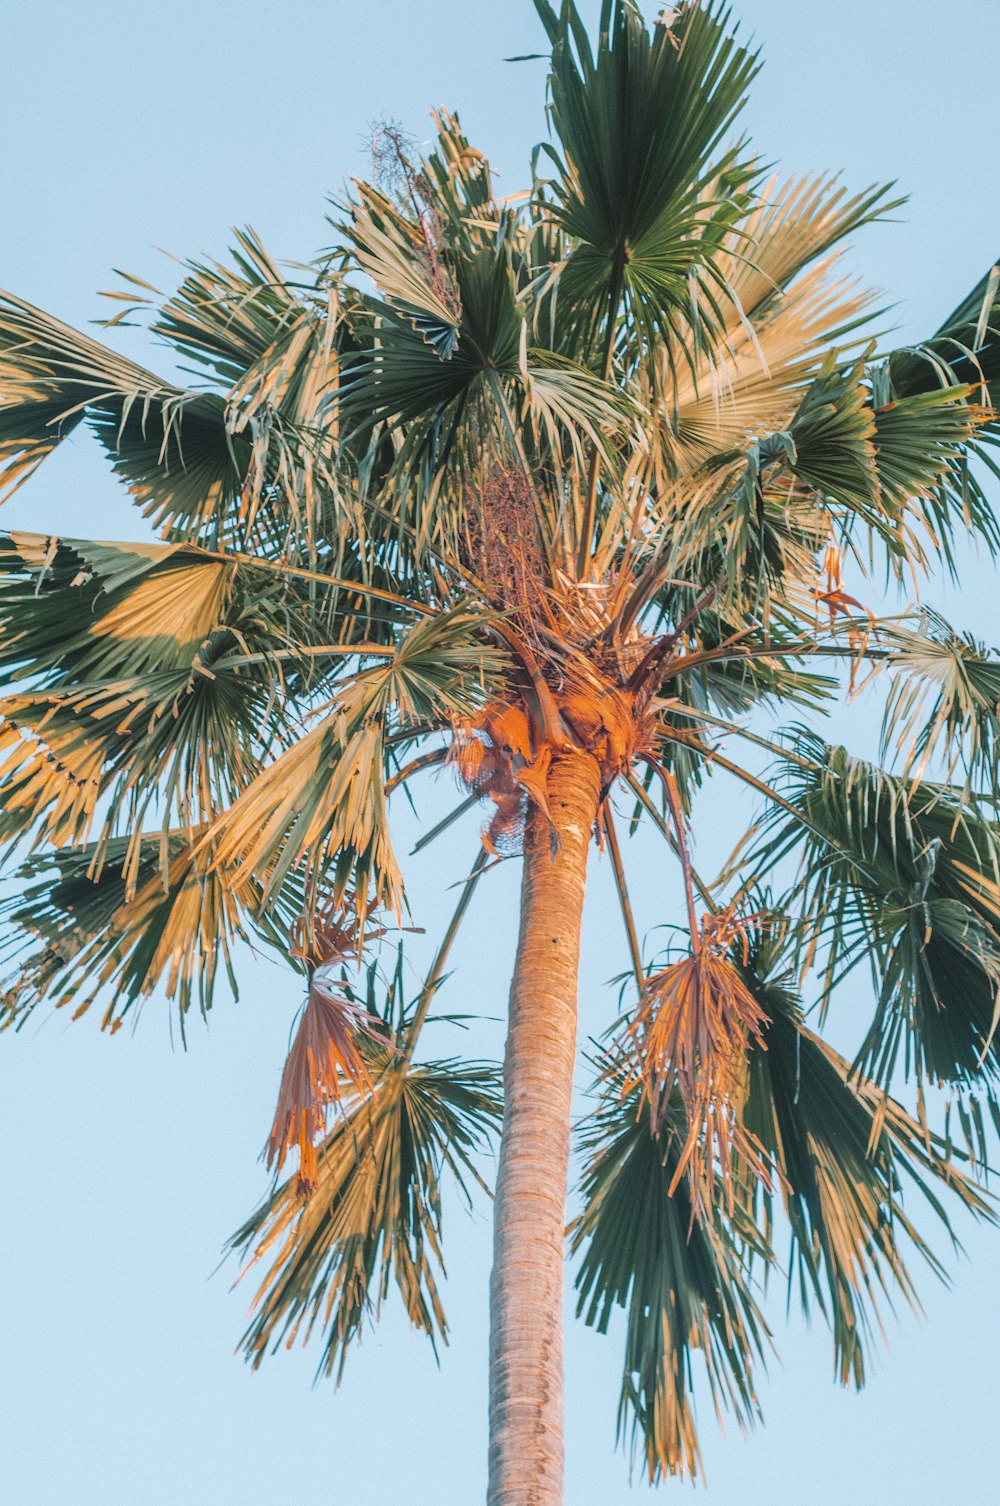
[1,2,999,1502]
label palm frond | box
[787,355,878,512]
[749,734,1000,1103]
[627,922,769,1198]
[881,610,1000,792]
[205,609,499,918]
[869,380,998,569]
[0,532,324,847]
[338,119,629,559]
[0,833,263,1032]
[720,172,898,324]
[0,531,232,683]
[740,928,992,1387]
[534,0,760,357]
[572,1053,770,1483]
[231,1026,500,1379]
[0,291,248,527]
[265,911,384,1187]
[889,256,1000,404]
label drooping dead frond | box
[628,909,770,1203]
[560,685,639,775]
[266,986,378,1193]
[267,909,383,1191]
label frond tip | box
[628,910,770,1199]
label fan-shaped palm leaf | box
[572,1054,770,1483]
[232,1004,500,1379]
[0,833,260,1031]
[749,736,1000,1102]
[740,929,992,1387]
[533,0,760,357]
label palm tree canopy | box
[2,0,1000,1482]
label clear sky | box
[1,3,999,1503]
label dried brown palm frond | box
[559,685,640,779]
[267,908,385,1191]
[628,909,770,1204]
[266,984,379,1194]
[288,902,380,970]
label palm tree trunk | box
[487,749,602,1506]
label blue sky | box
[1,3,998,1502]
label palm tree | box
[2,2,1000,1499]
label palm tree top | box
[2,0,1000,1486]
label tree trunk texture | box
[487,749,602,1506]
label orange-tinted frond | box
[265,982,377,1193]
[629,920,770,1205]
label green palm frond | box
[572,1053,770,1484]
[0,292,249,526]
[0,531,233,682]
[881,611,1000,792]
[146,227,338,393]
[740,929,992,1388]
[230,977,501,1379]
[0,532,329,849]
[786,356,878,512]
[345,177,464,363]
[678,626,838,718]
[876,260,1000,565]
[658,459,828,616]
[870,381,999,568]
[889,256,1000,404]
[533,0,760,357]
[115,227,359,550]
[749,735,1000,1103]
[872,384,984,516]
[1,237,358,552]
[0,833,261,1032]
[338,120,629,555]
[205,609,500,918]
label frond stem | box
[657,704,822,772]
[577,259,625,576]
[638,753,700,942]
[666,633,894,679]
[401,846,492,1062]
[622,770,716,910]
[625,583,724,693]
[385,747,447,795]
[202,547,434,615]
[491,621,569,748]
[602,805,645,992]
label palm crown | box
[3,1,1000,1494]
